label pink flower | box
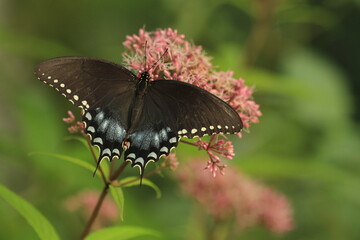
[62,110,85,134]
[63,190,119,229]
[193,135,234,177]
[160,153,179,171]
[261,188,294,233]
[122,28,261,132]
[176,160,294,234]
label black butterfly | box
[35,57,243,175]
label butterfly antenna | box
[149,48,168,71]
[144,40,148,71]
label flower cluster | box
[160,153,179,171]
[123,28,261,133]
[176,160,293,234]
[63,190,118,229]
[194,135,234,177]
[123,28,261,172]
[62,110,85,134]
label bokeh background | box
[1,0,359,239]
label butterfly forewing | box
[143,80,243,138]
[35,57,137,110]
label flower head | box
[63,190,118,229]
[160,153,179,171]
[62,110,85,134]
[122,28,261,132]
[122,28,262,175]
[193,135,235,177]
[176,159,294,233]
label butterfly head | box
[140,71,150,82]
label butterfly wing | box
[124,80,242,172]
[147,80,243,137]
[35,57,138,161]
[35,57,138,110]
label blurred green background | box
[1,0,359,239]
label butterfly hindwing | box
[83,86,139,161]
[83,108,126,161]
[124,123,179,174]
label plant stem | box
[84,135,107,184]
[80,137,129,239]
[179,139,198,147]
[110,161,129,181]
[79,183,109,240]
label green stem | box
[79,183,109,239]
[84,135,107,184]
[110,161,129,181]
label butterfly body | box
[35,57,243,174]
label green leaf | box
[119,177,161,198]
[0,184,60,240]
[29,152,101,178]
[64,136,89,149]
[109,186,125,221]
[64,136,100,158]
[85,226,161,240]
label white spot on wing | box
[210,126,214,130]
[85,112,92,120]
[147,152,157,159]
[181,129,187,134]
[87,126,95,133]
[93,137,103,145]
[66,89,71,94]
[127,153,136,159]
[169,137,177,144]
[102,148,111,156]
[53,79,58,83]
[135,157,144,166]
[191,129,198,134]
[217,125,222,129]
[60,83,65,88]
[73,95,79,101]
[112,149,120,155]
[201,127,206,131]
[160,146,168,153]
[47,76,51,79]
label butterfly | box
[35,56,243,175]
